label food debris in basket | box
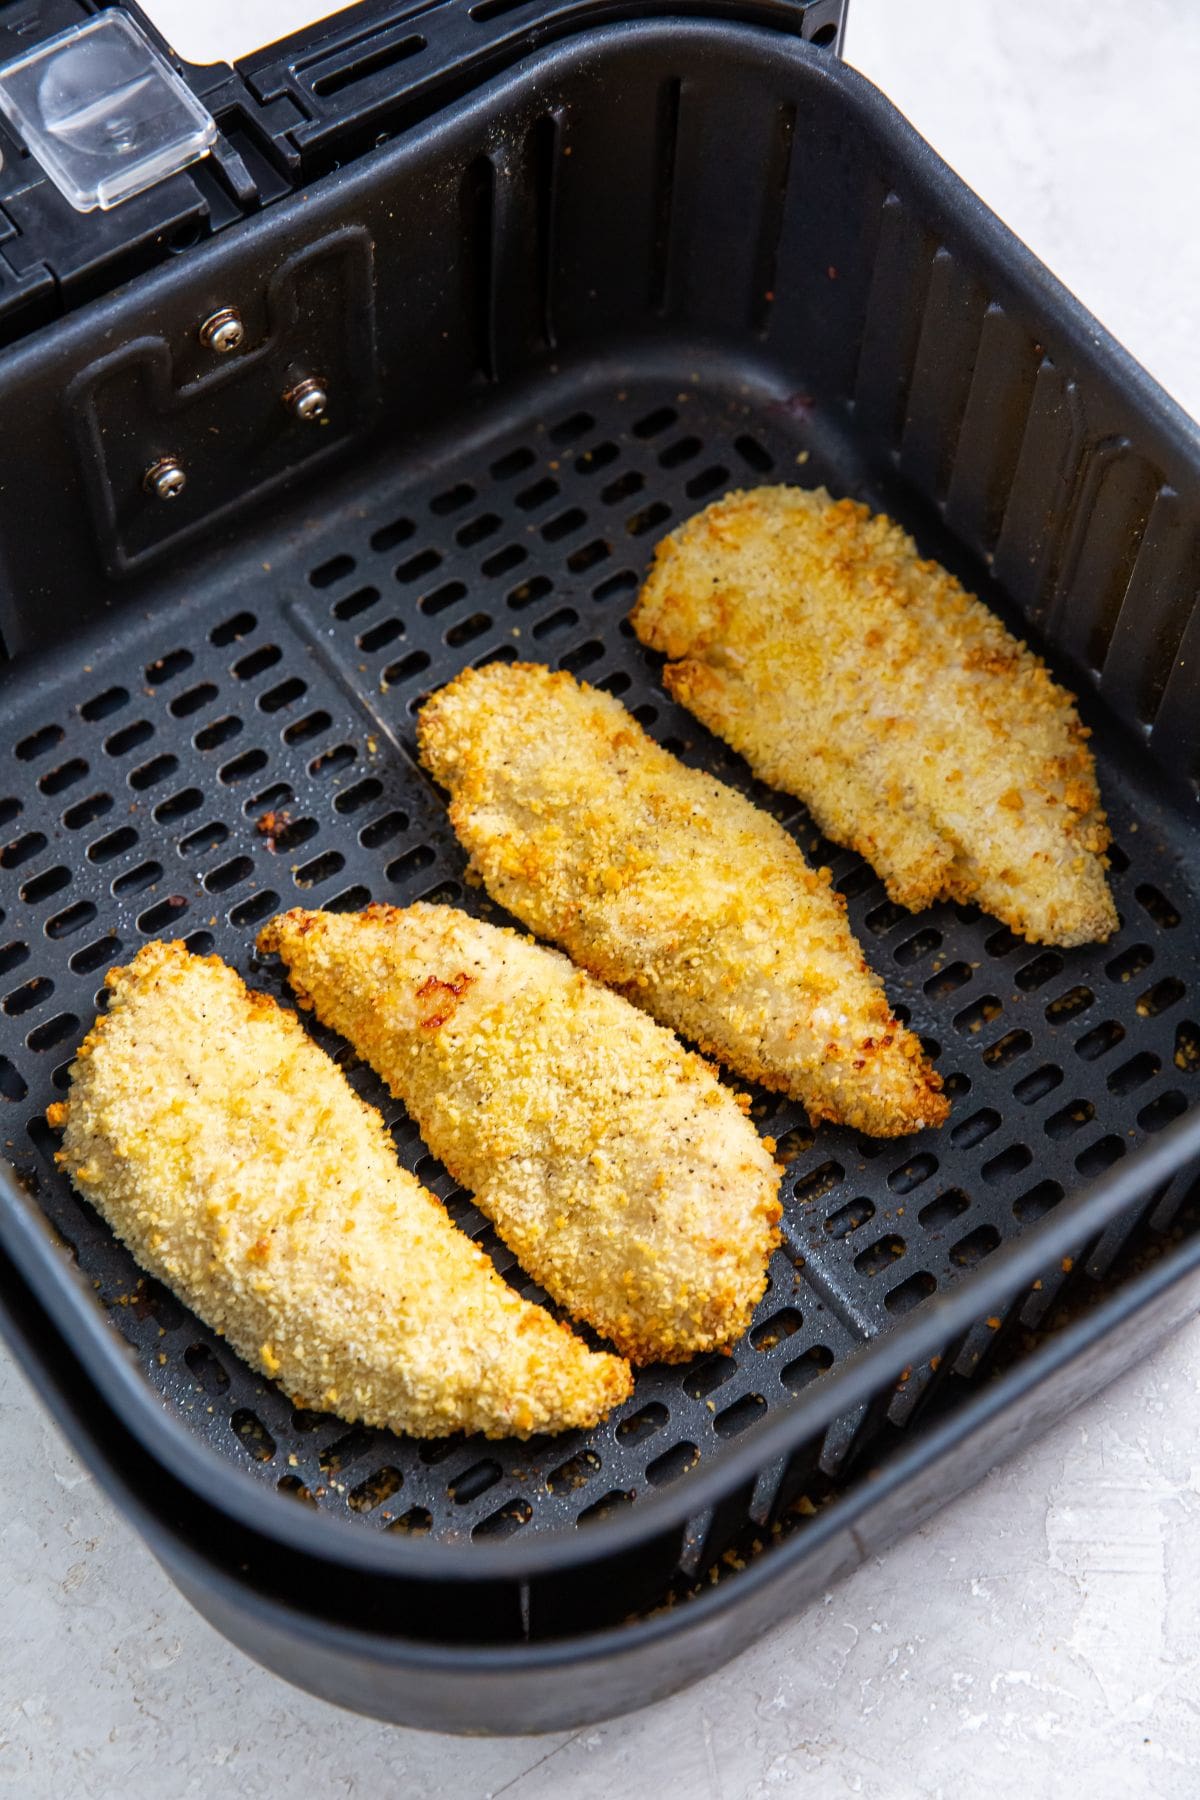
[255,808,292,850]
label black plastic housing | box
[0,5,1198,1733]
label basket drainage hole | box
[80,686,129,722]
[1045,985,1095,1024]
[71,936,122,979]
[865,899,906,936]
[388,1508,432,1535]
[290,1408,327,1433]
[547,1450,601,1495]
[0,1056,27,1101]
[775,1125,816,1163]
[1075,1135,1126,1177]
[1139,1090,1187,1132]
[983,1029,1032,1069]
[64,793,113,831]
[1138,978,1186,1018]
[293,851,344,889]
[926,962,975,1000]
[229,891,279,929]
[894,928,941,967]
[319,1429,373,1476]
[1012,1063,1063,1105]
[145,648,193,686]
[1135,884,1180,929]
[230,1409,275,1462]
[1014,1179,1063,1222]
[348,1467,404,1513]
[949,1108,1000,1149]
[855,1235,906,1278]
[309,556,355,590]
[682,1356,736,1399]
[27,1013,78,1053]
[1109,1051,1160,1094]
[949,1224,1000,1268]
[1015,951,1064,992]
[15,724,64,762]
[448,1460,502,1505]
[183,1341,230,1394]
[645,1442,699,1486]
[473,1499,533,1538]
[549,409,597,445]
[490,445,536,480]
[981,1143,1032,1183]
[1045,1099,1095,1139]
[577,1491,635,1526]
[39,758,87,797]
[3,976,52,1017]
[1106,943,1154,984]
[1075,1020,1124,1061]
[750,1308,803,1352]
[616,1402,669,1445]
[955,995,1003,1035]
[884,1271,937,1315]
[430,481,476,516]
[794,1159,843,1204]
[887,1152,937,1194]
[917,1188,970,1232]
[715,1393,767,1437]
[1175,1022,1200,1073]
[631,406,677,439]
[170,683,219,719]
[277,1476,317,1506]
[781,1345,833,1392]
[22,867,71,905]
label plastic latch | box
[0,12,217,213]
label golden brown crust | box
[631,485,1117,948]
[259,903,783,1364]
[52,940,631,1438]
[417,664,946,1137]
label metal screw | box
[144,457,187,501]
[198,307,245,354]
[285,377,329,424]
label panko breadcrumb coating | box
[48,941,631,1439]
[259,903,783,1364]
[417,664,946,1137]
[631,485,1117,947]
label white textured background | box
[3,3,1199,1795]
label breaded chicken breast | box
[48,941,631,1439]
[632,485,1116,947]
[259,903,783,1364]
[417,665,946,1137]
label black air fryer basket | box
[1,0,1198,1734]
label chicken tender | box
[417,664,946,1137]
[259,903,783,1364]
[631,485,1116,947]
[48,941,631,1439]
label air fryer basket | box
[1,10,1199,1732]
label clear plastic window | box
[0,12,216,212]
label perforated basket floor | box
[2,350,1197,1549]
